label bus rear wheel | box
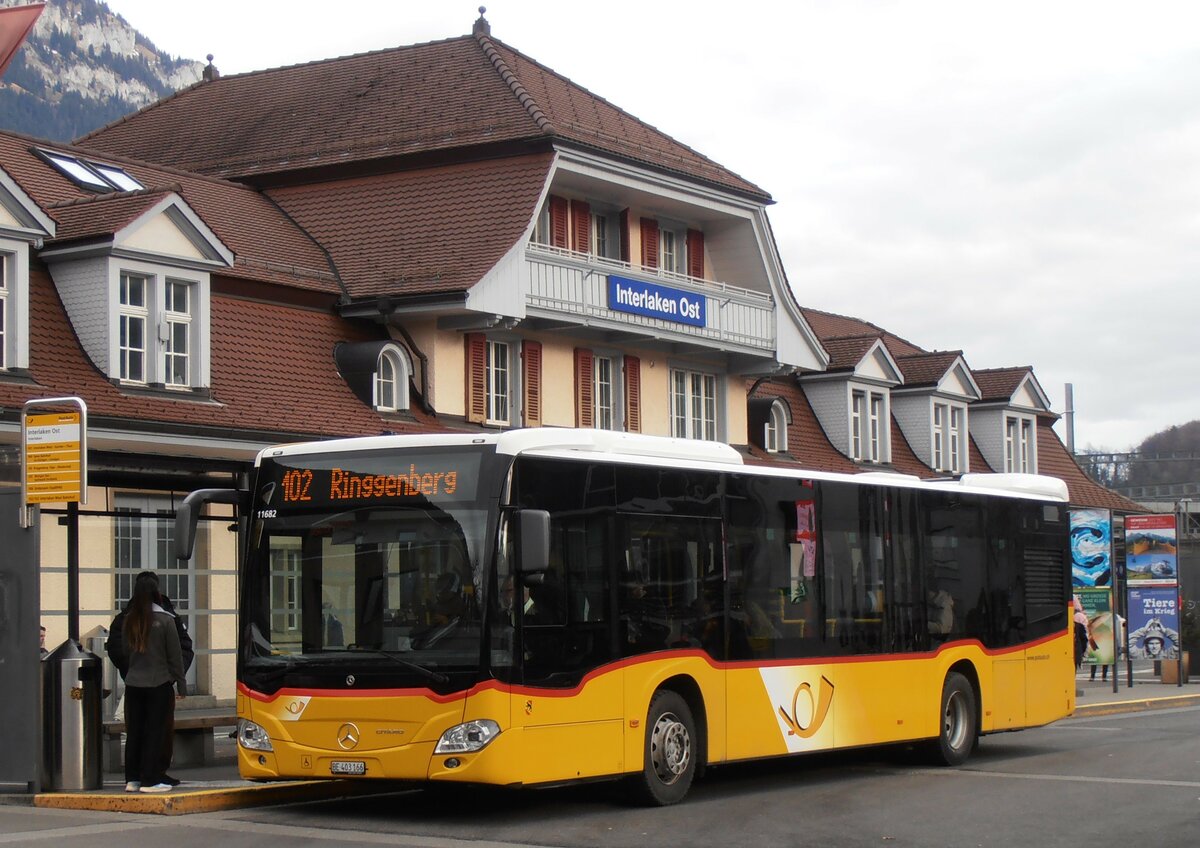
[628,690,696,806]
[931,671,977,766]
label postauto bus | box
[176,429,1074,805]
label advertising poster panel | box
[1127,587,1180,660]
[1078,588,1115,665]
[1070,508,1112,587]
[1124,514,1178,586]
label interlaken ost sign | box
[608,275,706,328]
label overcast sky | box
[99,0,1200,452]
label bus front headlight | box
[237,719,274,752]
[434,719,501,753]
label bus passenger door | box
[515,514,625,784]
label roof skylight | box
[39,150,144,193]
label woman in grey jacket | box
[122,572,187,793]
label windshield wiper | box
[347,649,450,685]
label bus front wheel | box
[628,690,696,806]
[931,671,977,766]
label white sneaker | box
[125,781,141,792]
[140,783,173,793]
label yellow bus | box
[178,428,1074,805]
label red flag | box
[0,3,44,79]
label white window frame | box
[1005,414,1036,473]
[373,344,412,412]
[485,338,512,426]
[0,252,7,370]
[660,228,679,274]
[119,272,148,383]
[110,260,209,390]
[163,278,191,387]
[594,354,615,431]
[933,401,967,473]
[670,366,719,441]
[591,211,611,260]
[766,398,788,453]
[851,386,888,463]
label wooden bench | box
[103,709,238,770]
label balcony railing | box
[525,243,776,353]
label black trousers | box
[124,682,174,785]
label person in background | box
[1073,596,1088,670]
[107,571,193,787]
[39,625,48,658]
[118,572,186,794]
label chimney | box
[472,6,490,36]
[202,54,220,82]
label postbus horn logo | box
[778,676,835,739]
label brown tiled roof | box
[894,351,966,388]
[0,265,443,443]
[46,189,173,244]
[799,307,925,356]
[1035,418,1141,512]
[820,335,882,371]
[969,436,993,473]
[78,34,768,200]
[0,130,339,294]
[973,366,1032,403]
[266,153,554,300]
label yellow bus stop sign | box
[23,410,82,504]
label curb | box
[30,778,400,816]
[1072,692,1200,719]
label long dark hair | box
[122,572,160,654]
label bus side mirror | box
[515,509,550,575]
[175,488,248,563]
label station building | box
[0,12,1136,704]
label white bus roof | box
[256,428,1068,502]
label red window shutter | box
[522,340,542,427]
[619,209,631,263]
[574,348,594,428]
[571,200,591,253]
[465,333,487,424]
[687,229,705,279]
[624,355,641,433]
[549,195,569,249]
[640,218,659,269]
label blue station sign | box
[607,275,706,327]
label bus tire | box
[931,671,976,766]
[628,690,696,806]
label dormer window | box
[765,398,789,453]
[933,402,966,473]
[373,345,411,412]
[1005,414,1035,473]
[117,270,201,388]
[851,388,888,463]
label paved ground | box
[5,663,1196,815]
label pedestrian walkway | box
[2,732,398,815]
[1073,663,1200,717]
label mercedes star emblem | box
[337,722,360,750]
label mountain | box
[0,0,202,142]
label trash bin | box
[42,639,103,791]
[82,625,120,721]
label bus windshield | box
[241,446,506,691]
